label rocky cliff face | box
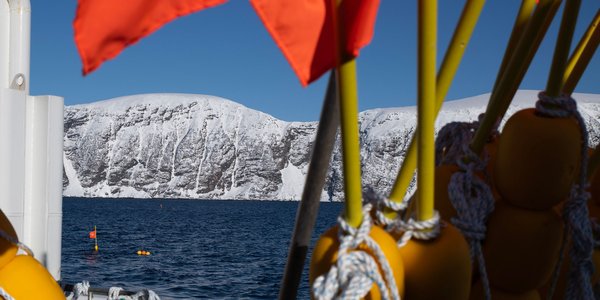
[63,91,600,200]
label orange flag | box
[251,0,380,86]
[89,229,96,239]
[74,0,227,75]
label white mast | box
[0,0,64,281]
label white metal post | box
[0,88,26,238]
[46,96,64,281]
[24,95,64,280]
[0,0,9,89]
[8,0,30,93]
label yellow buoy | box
[0,255,64,299]
[310,225,405,299]
[395,223,472,300]
[0,210,18,269]
[493,108,582,210]
[483,201,563,292]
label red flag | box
[74,0,227,75]
[251,0,380,86]
[89,229,96,239]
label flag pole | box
[388,0,486,207]
[94,225,98,252]
[330,0,363,228]
[278,73,339,300]
[470,0,561,155]
[562,9,600,96]
[416,0,437,222]
[545,0,581,97]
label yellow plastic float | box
[0,209,64,299]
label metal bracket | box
[9,73,25,91]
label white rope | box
[67,281,90,300]
[364,188,408,227]
[312,204,400,300]
[391,212,441,248]
[0,228,34,257]
[448,144,495,300]
[132,289,161,300]
[108,286,124,299]
[0,287,14,300]
[537,92,594,300]
[365,187,439,247]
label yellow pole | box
[331,0,362,228]
[545,0,581,97]
[493,0,537,94]
[416,0,437,221]
[563,9,600,95]
[94,225,98,251]
[470,0,560,155]
[388,0,486,207]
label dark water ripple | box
[61,198,341,299]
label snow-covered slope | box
[63,91,600,200]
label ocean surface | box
[61,198,343,299]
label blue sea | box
[61,198,343,299]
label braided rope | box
[365,186,440,247]
[312,204,400,300]
[0,228,34,257]
[435,113,499,167]
[0,287,14,300]
[108,286,124,300]
[536,92,594,300]
[67,281,90,300]
[448,144,495,300]
[392,212,441,248]
[435,121,478,166]
[364,188,408,227]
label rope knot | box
[536,92,578,118]
[365,187,408,227]
[312,204,400,300]
[451,218,486,241]
[436,121,479,165]
[447,144,495,300]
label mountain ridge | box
[63,90,600,200]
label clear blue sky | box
[30,1,599,122]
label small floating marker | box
[90,226,98,252]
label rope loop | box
[364,188,408,227]
[392,212,441,247]
[312,204,400,300]
[447,143,495,300]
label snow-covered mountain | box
[63,90,600,200]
